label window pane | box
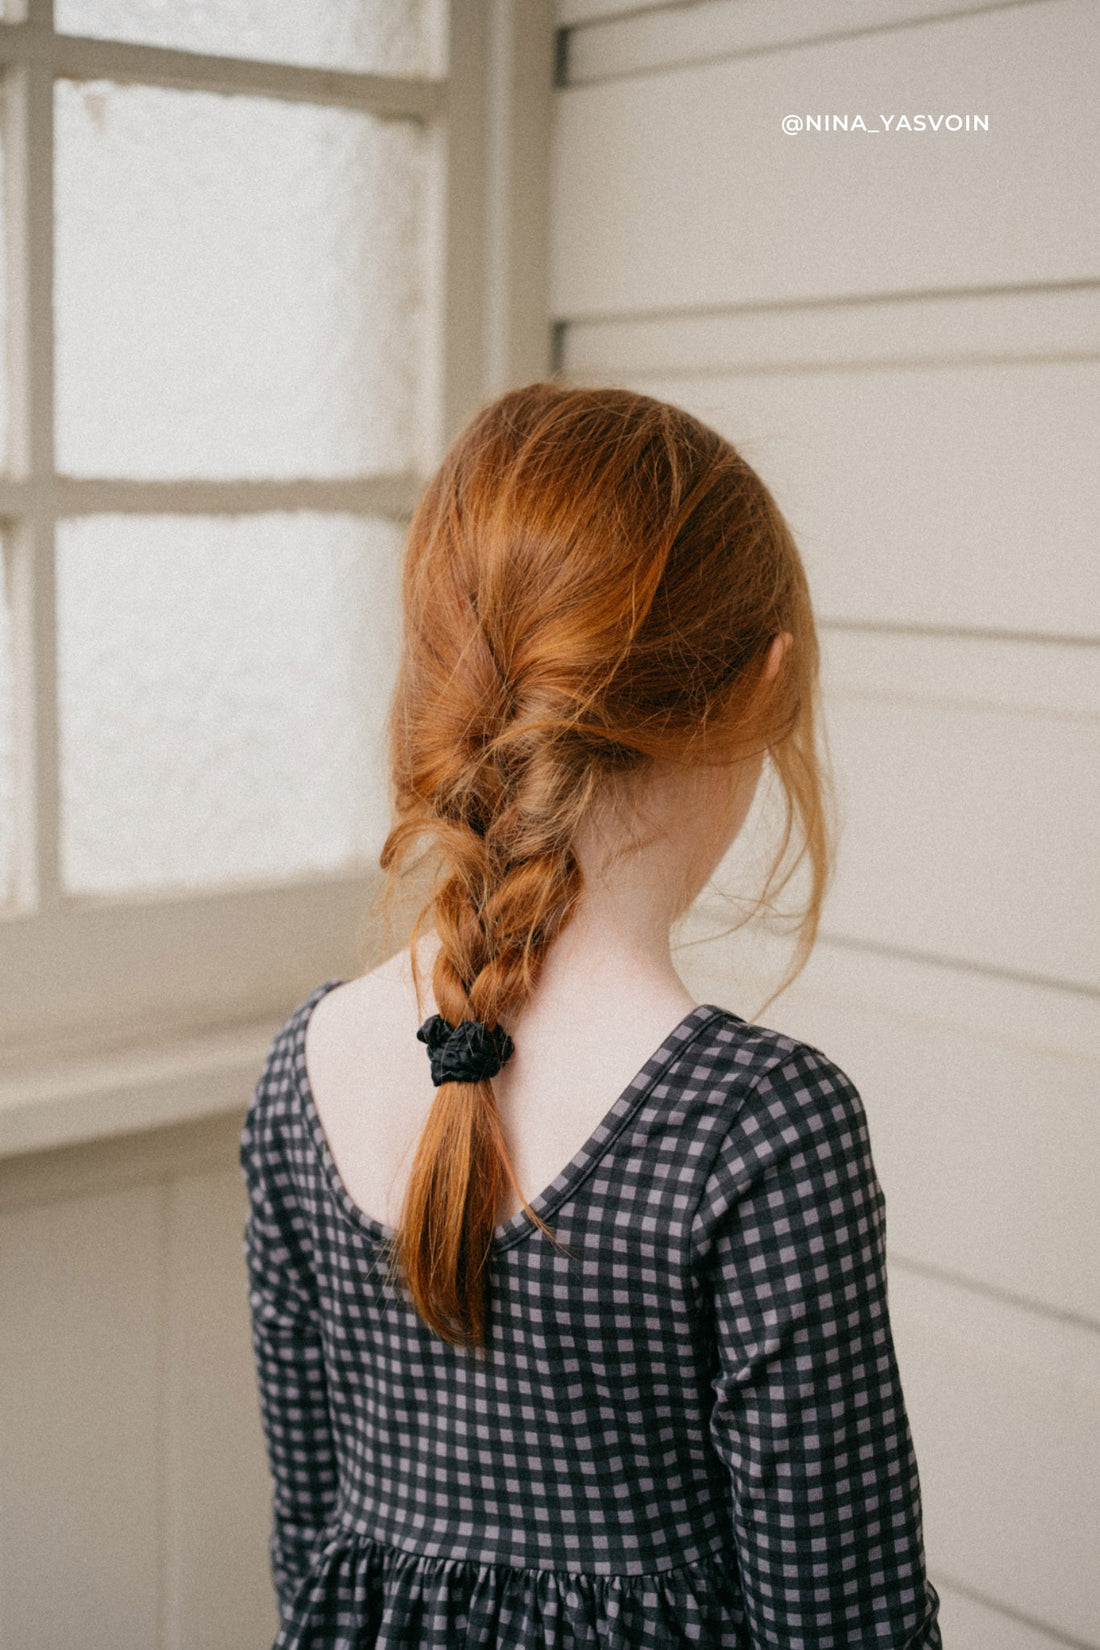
[0,549,13,903]
[56,82,426,479]
[57,514,404,896]
[55,0,435,77]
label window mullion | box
[48,33,443,120]
[0,19,445,123]
[49,475,424,519]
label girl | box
[240,383,941,1648]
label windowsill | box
[0,1020,278,1160]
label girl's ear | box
[763,631,793,685]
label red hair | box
[377,383,832,1350]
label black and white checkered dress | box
[240,978,941,1649]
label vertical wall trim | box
[155,1179,172,1650]
[484,0,556,398]
[3,7,61,910]
[430,0,555,463]
[433,0,490,457]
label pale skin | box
[305,636,790,1231]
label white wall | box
[553,2,1100,1646]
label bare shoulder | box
[297,938,442,1223]
[304,934,440,1102]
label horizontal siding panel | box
[552,0,1098,313]
[820,695,1098,988]
[821,627,1100,720]
[602,361,1100,636]
[888,1266,1100,1647]
[566,0,1042,83]
[564,285,1100,377]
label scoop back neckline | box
[293,979,731,1254]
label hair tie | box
[417,1014,515,1087]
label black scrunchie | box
[417,1014,516,1087]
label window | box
[0,0,553,1067]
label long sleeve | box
[240,1037,340,1621]
[695,1039,941,1648]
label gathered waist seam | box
[320,1516,737,1582]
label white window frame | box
[0,0,554,1085]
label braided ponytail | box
[378,383,831,1351]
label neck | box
[417,759,745,1031]
[419,811,705,1036]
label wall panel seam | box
[929,1572,1100,1650]
[553,277,1100,329]
[821,620,1100,649]
[826,689,1098,725]
[890,1252,1100,1339]
[562,0,1066,88]
[573,350,1100,378]
[817,931,1100,1001]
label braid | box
[383,730,591,1354]
[475,736,596,1006]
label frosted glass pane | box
[57,514,404,895]
[55,0,434,76]
[0,550,13,903]
[56,82,426,479]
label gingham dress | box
[240,978,941,1649]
